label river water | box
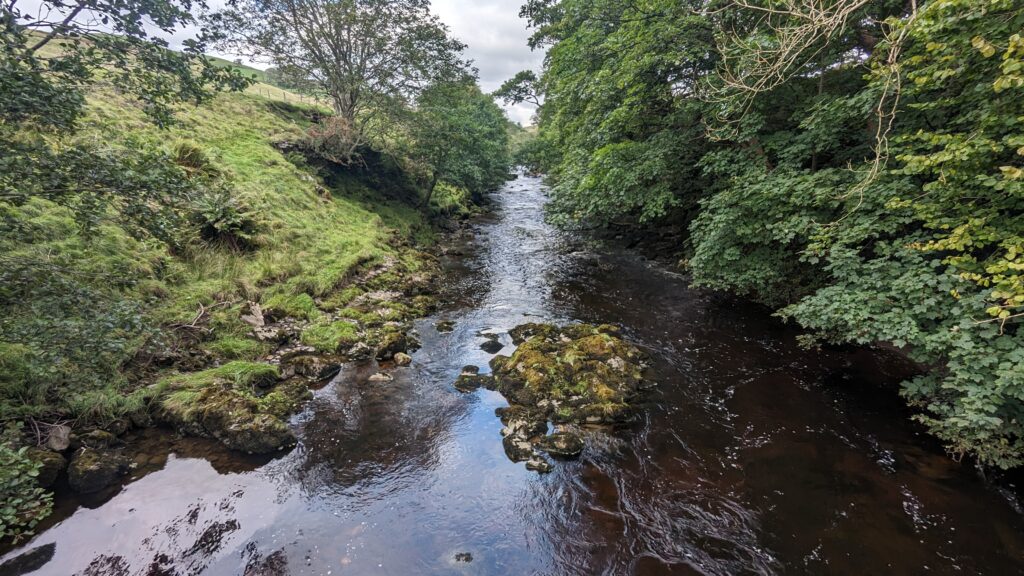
[3,176,1024,575]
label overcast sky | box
[432,0,543,125]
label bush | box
[190,188,262,251]
[0,443,53,543]
[302,116,362,165]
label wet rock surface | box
[67,448,130,493]
[26,448,67,488]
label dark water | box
[4,176,1024,575]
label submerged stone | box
[68,448,130,493]
[479,339,504,354]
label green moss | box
[488,323,647,423]
[300,320,360,352]
[321,286,365,310]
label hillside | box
[2,84,463,439]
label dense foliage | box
[521,0,1024,467]
[211,0,469,161]
[408,80,512,204]
[0,441,52,542]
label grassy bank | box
[1,85,468,430]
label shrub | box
[0,443,53,543]
[190,188,262,251]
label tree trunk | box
[420,175,439,210]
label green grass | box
[300,319,360,352]
[206,55,269,83]
[79,88,407,324]
[160,361,280,392]
[0,81,458,425]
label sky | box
[431,0,544,125]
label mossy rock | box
[375,330,417,360]
[68,448,129,493]
[25,448,66,489]
[487,323,646,425]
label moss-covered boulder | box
[155,362,307,454]
[25,448,66,488]
[67,448,129,493]
[458,323,649,473]
[488,323,646,425]
[375,330,415,360]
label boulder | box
[347,341,374,360]
[216,413,296,454]
[502,436,535,462]
[525,458,553,473]
[536,432,585,459]
[375,331,409,360]
[77,429,122,449]
[68,448,130,493]
[393,352,413,366]
[46,425,71,452]
[25,448,66,488]
[479,339,504,354]
[285,354,342,380]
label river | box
[3,175,1024,575]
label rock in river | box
[489,323,648,425]
[536,432,585,458]
[68,448,130,493]
[460,322,650,472]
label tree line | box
[500,0,1024,468]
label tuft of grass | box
[204,336,268,360]
[159,361,280,393]
[300,320,360,352]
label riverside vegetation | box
[0,0,511,540]
[502,0,1024,470]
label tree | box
[529,0,1024,468]
[265,64,317,93]
[494,70,542,107]
[2,0,249,128]
[211,0,469,157]
[409,80,511,206]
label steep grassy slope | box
[0,86,447,424]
